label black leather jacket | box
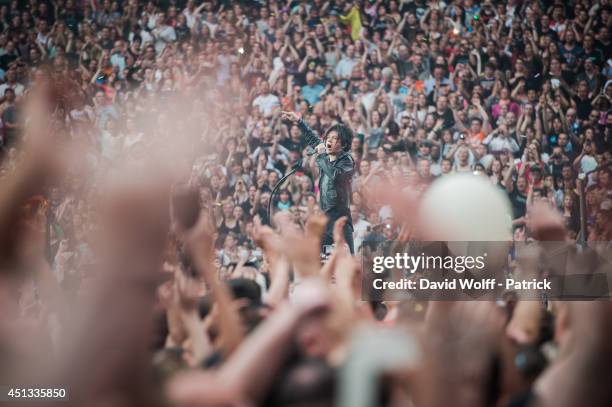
[297,119,354,214]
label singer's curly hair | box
[323,123,354,153]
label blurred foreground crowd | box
[0,0,611,406]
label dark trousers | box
[321,209,354,254]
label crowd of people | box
[0,0,611,406]
[0,0,609,259]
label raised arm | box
[397,13,408,35]
[380,98,393,128]
[298,54,309,73]
[184,211,245,357]
[314,35,325,55]
[281,111,320,148]
[167,279,331,407]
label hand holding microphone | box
[304,144,324,157]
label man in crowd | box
[282,110,355,253]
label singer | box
[281,111,355,254]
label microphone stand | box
[267,159,304,227]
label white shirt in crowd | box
[483,134,520,154]
[144,12,161,30]
[36,31,50,49]
[252,93,280,117]
[0,82,24,97]
[353,217,371,253]
[152,25,176,54]
[110,52,126,73]
[203,20,218,37]
[217,53,237,85]
[69,106,95,122]
[183,9,198,29]
[335,56,357,79]
[134,29,154,46]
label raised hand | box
[526,201,567,241]
[175,269,203,314]
[280,110,300,122]
[333,216,348,246]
